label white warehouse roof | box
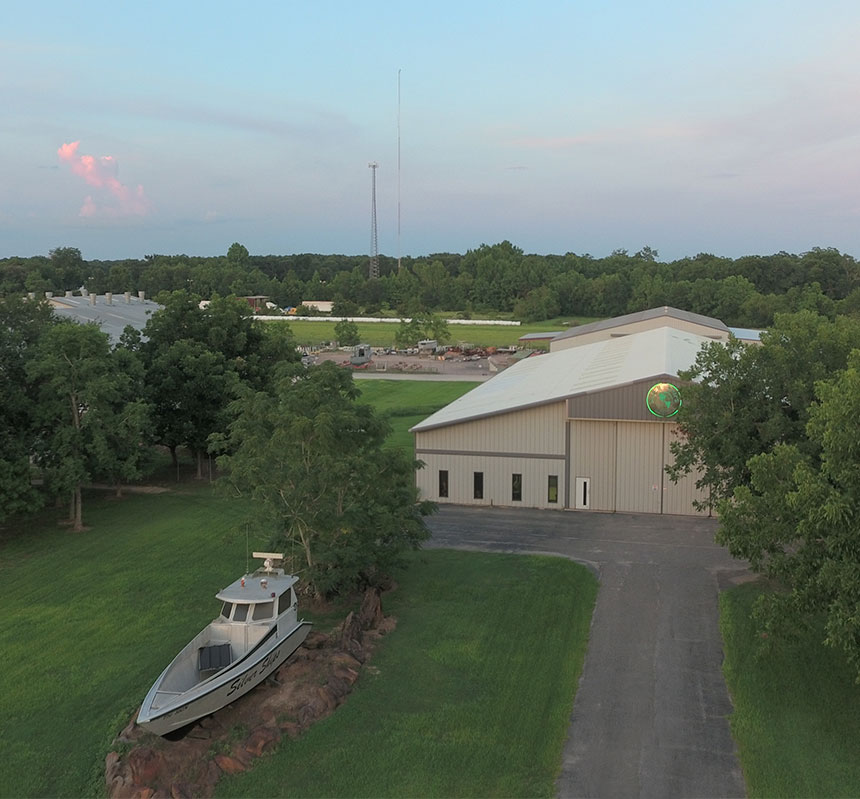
[411,325,713,432]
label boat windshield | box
[220,601,233,619]
[233,604,248,622]
[252,601,274,621]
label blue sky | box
[3,1,860,261]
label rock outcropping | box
[105,588,393,799]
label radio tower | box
[368,161,379,280]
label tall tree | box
[140,290,298,475]
[214,362,432,598]
[668,311,860,506]
[0,296,54,523]
[717,354,860,678]
[27,322,143,530]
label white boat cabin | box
[154,553,299,696]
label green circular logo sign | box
[646,382,682,418]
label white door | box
[574,477,591,510]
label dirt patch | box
[105,588,393,799]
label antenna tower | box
[368,161,379,280]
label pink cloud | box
[58,140,149,218]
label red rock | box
[214,754,245,775]
[244,727,280,757]
[128,748,161,786]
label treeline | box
[0,292,296,531]
[3,241,860,326]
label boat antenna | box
[245,523,250,575]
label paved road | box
[425,505,749,799]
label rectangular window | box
[548,475,559,504]
[512,473,522,502]
[473,471,484,500]
[252,601,274,621]
[439,469,449,498]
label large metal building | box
[411,308,739,516]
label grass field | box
[720,582,860,797]
[265,317,594,349]
[216,550,598,798]
[356,379,480,452]
[0,485,596,798]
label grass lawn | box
[266,318,593,349]
[357,380,480,453]
[720,582,860,797]
[217,549,598,798]
[0,484,596,798]
[0,487,267,798]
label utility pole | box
[368,161,379,280]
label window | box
[473,471,483,500]
[233,604,248,622]
[278,590,292,615]
[512,473,522,502]
[548,475,558,504]
[439,469,449,498]
[252,601,274,621]
[220,601,233,619]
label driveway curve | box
[425,505,749,798]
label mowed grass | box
[720,582,860,797]
[217,550,598,798]
[357,379,480,453]
[267,319,577,349]
[0,487,266,798]
[0,482,596,798]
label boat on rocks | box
[137,552,312,736]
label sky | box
[3,0,860,262]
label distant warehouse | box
[411,307,760,517]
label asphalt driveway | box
[425,505,750,799]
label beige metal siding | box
[569,420,617,511]
[550,318,728,352]
[415,452,565,509]
[615,422,663,513]
[662,424,710,515]
[414,401,566,456]
[567,376,678,422]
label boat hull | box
[137,621,312,736]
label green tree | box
[717,354,860,678]
[0,296,55,522]
[513,286,561,322]
[394,317,422,349]
[146,339,236,478]
[140,291,297,475]
[227,242,250,269]
[214,362,432,598]
[49,246,85,291]
[27,322,144,530]
[334,319,360,346]
[668,311,860,506]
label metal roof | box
[550,306,729,344]
[411,325,713,432]
[217,571,297,603]
[728,326,762,341]
[518,331,563,341]
[49,294,162,343]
